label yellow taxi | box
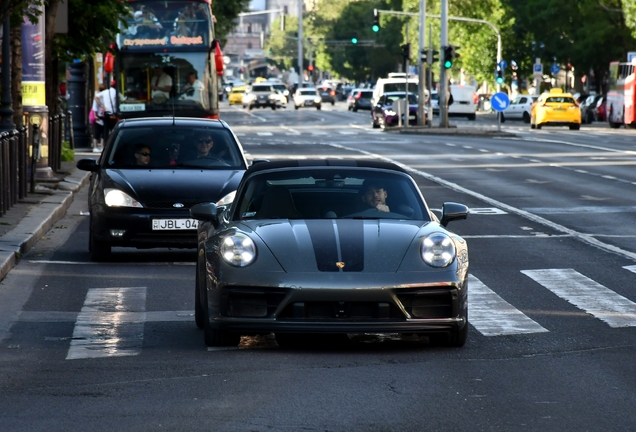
[228,86,247,105]
[531,88,581,130]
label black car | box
[77,117,248,260]
[580,94,602,124]
[350,89,374,111]
[190,159,470,348]
[319,86,336,105]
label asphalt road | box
[1,101,635,431]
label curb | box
[384,126,517,138]
[0,171,90,282]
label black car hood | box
[240,219,426,273]
[104,168,244,204]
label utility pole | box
[417,0,426,126]
[439,0,449,128]
[427,23,433,127]
[297,0,303,85]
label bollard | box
[9,130,18,206]
[18,126,28,199]
[30,124,40,194]
[0,132,7,216]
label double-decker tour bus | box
[606,60,636,128]
[111,0,220,119]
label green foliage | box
[52,0,131,62]
[4,0,44,25]
[213,0,251,43]
[265,16,302,71]
[61,141,74,162]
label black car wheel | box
[272,105,276,111]
[248,104,253,111]
[295,105,299,110]
[89,222,110,261]
[331,101,335,106]
[569,124,580,130]
[522,112,530,123]
[352,105,358,112]
[316,105,321,110]
[372,114,379,129]
[536,123,542,130]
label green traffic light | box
[496,77,504,84]
[372,24,379,32]
[351,37,358,44]
[444,60,452,69]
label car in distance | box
[531,88,581,130]
[242,84,278,110]
[293,88,322,110]
[227,86,247,105]
[501,94,538,123]
[348,89,374,111]
[580,94,602,124]
[371,92,422,128]
[190,159,470,348]
[318,86,336,105]
[76,117,248,260]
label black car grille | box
[279,301,403,320]
[222,287,287,318]
[143,201,200,209]
[396,289,454,319]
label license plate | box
[152,219,198,230]
[554,108,566,111]
[304,101,313,105]
[409,115,416,120]
[120,103,146,112]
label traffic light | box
[443,45,458,69]
[308,64,314,72]
[372,9,380,32]
[430,49,439,65]
[351,33,358,44]
[401,43,411,60]
[495,68,504,84]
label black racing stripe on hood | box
[306,220,339,272]
[336,220,364,272]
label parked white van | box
[372,74,428,106]
[447,84,477,120]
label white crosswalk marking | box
[468,274,548,336]
[624,265,636,275]
[66,287,146,360]
[522,269,636,328]
[311,131,328,135]
[256,132,273,136]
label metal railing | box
[0,110,72,217]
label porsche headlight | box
[421,233,456,268]
[216,190,236,206]
[221,233,256,267]
[104,188,142,208]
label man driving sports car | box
[360,180,390,212]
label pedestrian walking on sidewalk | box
[91,84,106,153]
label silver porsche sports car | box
[191,160,470,348]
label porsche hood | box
[240,219,430,273]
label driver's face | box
[361,187,387,207]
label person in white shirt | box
[151,67,172,103]
[180,71,205,104]
[94,81,121,138]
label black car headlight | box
[421,233,456,268]
[221,233,256,267]
[104,188,142,208]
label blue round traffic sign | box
[498,60,508,70]
[490,92,510,112]
[550,64,560,75]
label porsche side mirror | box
[440,202,469,227]
[76,158,100,172]
[190,202,220,227]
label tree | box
[212,0,251,43]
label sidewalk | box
[0,152,92,282]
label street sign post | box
[533,63,543,76]
[491,91,510,132]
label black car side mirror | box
[440,202,469,227]
[190,202,219,226]
[76,159,100,172]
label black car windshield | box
[251,85,273,92]
[105,126,245,169]
[233,169,429,221]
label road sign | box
[533,63,543,76]
[490,92,510,112]
[498,60,507,70]
[628,52,636,63]
[550,64,560,75]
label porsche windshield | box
[234,169,429,221]
[105,126,245,169]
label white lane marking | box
[339,131,357,135]
[311,131,328,135]
[256,132,273,136]
[522,206,636,214]
[522,269,636,328]
[625,265,636,274]
[468,274,548,336]
[66,287,146,360]
[327,143,636,261]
